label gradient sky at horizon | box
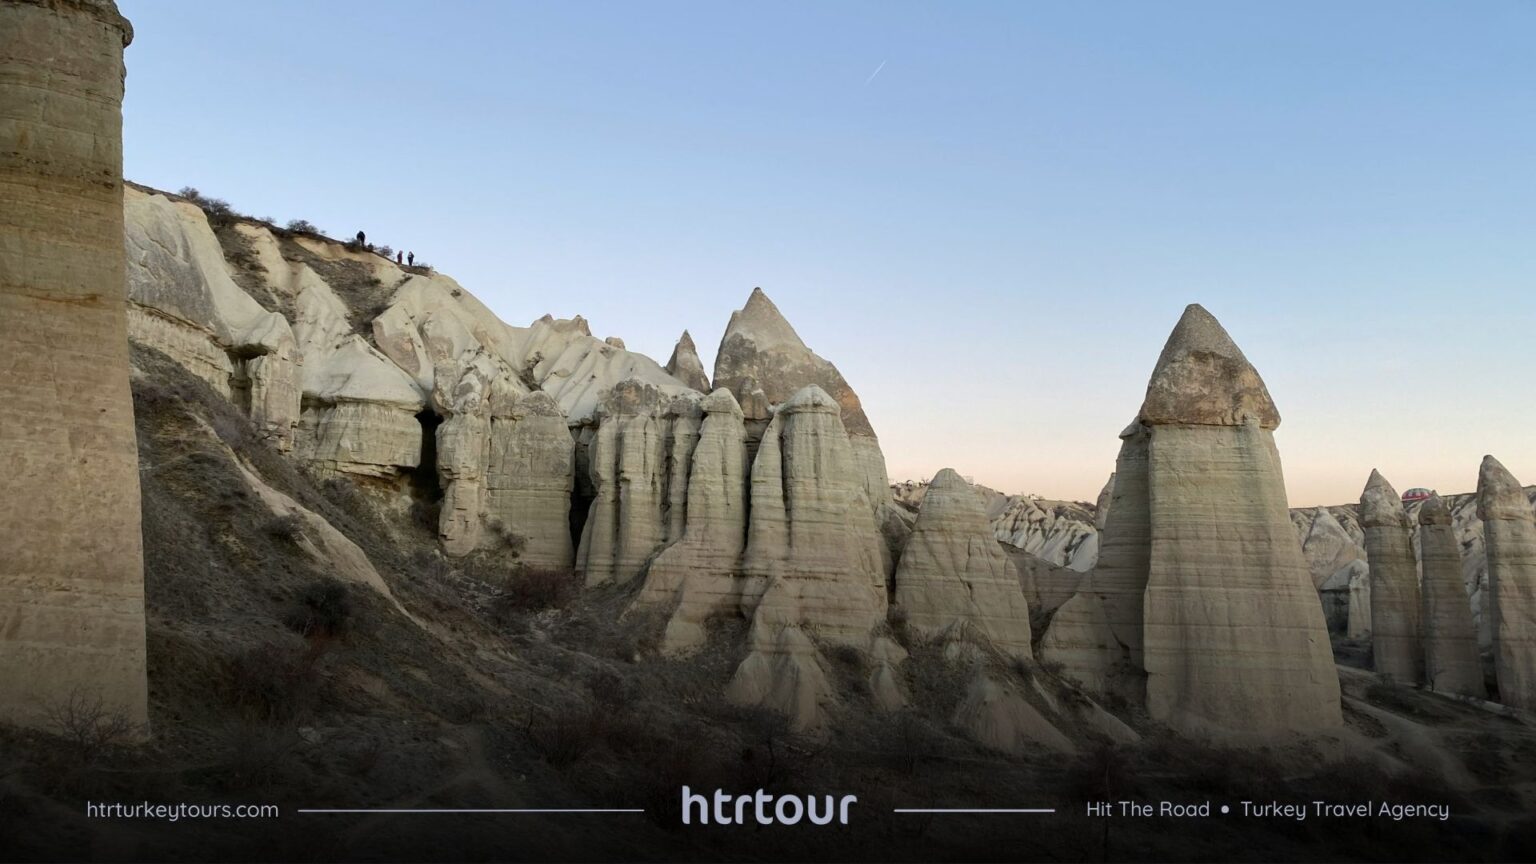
[118,0,1535,507]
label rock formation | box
[1299,506,1367,590]
[0,0,148,732]
[633,389,750,652]
[728,386,889,729]
[1419,494,1487,698]
[125,188,304,451]
[486,392,575,568]
[1477,456,1536,710]
[893,469,1033,659]
[951,670,1074,755]
[1045,305,1340,734]
[712,288,898,569]
[1139,305,1340,734]
[576,380,674,585]
[665,330,710,393]
[1360,470,1422,683]
[1039,420,1150,701]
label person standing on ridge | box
[355,230,366,248]
[407,251,414,266]
[396,250,403,265]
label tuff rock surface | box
[893,469,1033,659]
[1360,470,1422,683]
[0,0,148,733]
[1419,495,1487,698]
[1477,456,1536,711]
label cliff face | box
[0,0,148,733]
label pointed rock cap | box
[1138,304,1280,429]
[1359,469,1409,528]
[1419,493,1452,527]
[929,467,971,494]
[665,329,711,393]
[781,384,840,416]
[713,288,877,437]
[1477,455,1533,522]
[723,287,809,352]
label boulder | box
[1360,470,1422,683]
[1419,495,1487,698]
[893,469,1032,659]
[1476,456,1536,711]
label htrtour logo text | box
[681,787,858,826]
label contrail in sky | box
[865,60,887,85]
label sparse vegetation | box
[285,218,321,235]
[44,692,141,763]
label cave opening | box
[410,409,443,532]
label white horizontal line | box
[296,808,645,814]
[893,808,1056,814]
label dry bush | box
[265,513,305,543]
[283,577,353,643]
[494,566,579,618]
[220,721,298,787]
[45,692,141,762]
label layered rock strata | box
[728,386,889,729]
[633,389,750,652]
[1038,421,1150,702]
[1360,470,1422,683]
[1139,305,1340,734]
[893,469,1032,658]
[1419,495,1487,698]
[1477,456,1536,710]
[0,0,148,732]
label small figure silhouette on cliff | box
[396,250,403,265]
[407,251,415,266]
[355,230,366,247]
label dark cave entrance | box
[410,409,443,532]
[568,428,594,551]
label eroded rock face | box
[1360,470,1422,683]
[665,330,711,394]
[728,386,889,729]
[125,188,302,451]
[634,389,750,653]
[1140,307,1339,735]
[574,380,705,585]
[1420,495,1486,699]
[1039,421,1150,702]
[486,392,575,569]
[712,288,898,568]
[894,469,1032,659]
[0,0,148,733]
[1477,456,1536,711]
[951,670,1074,755]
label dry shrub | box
[495,566,579,617]
[283,577,353,643]
[45,691,142,762]
[529,698,608,767]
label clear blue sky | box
[119,0,1536,506]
